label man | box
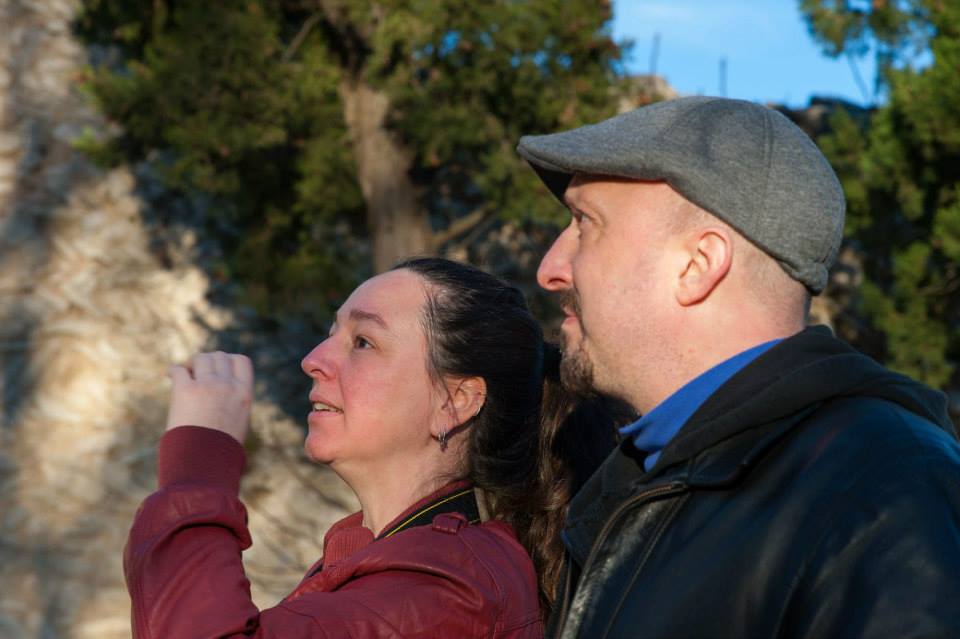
[518,96,960,638]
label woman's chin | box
[303,433,336,464]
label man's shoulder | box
[784,395,960,504]
[808,395,959,460]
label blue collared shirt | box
[620,339,782,472]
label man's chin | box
[559,347,598,398]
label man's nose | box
[537,224,575,292]
[301,340,335,379]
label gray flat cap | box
[517,96,845,293]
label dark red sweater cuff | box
[158,426,247,493]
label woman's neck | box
[337,455,459,537]
[360,483,443,536]
[334,432,471,536]
[359,480,445,536]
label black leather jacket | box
[550,327,960,639]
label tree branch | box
[282,12,323,62]
[431,208,491,249]
[314,0,374,75]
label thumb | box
[168,364,193,388]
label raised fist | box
[166,351,254,444]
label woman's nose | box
[301,340,335,379]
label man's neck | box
[634,324,803,415]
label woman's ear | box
[439,375,487,432]
[676,227,733,306]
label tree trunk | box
[339,79,432,273]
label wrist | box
[158,426,247,493]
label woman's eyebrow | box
[349,308,389,330]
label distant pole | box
[719,57,727,97]
[649,32,661,76]
[846,52,872,105]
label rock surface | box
[0,2,353,637]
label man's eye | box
[354,336,372,349]
[574,215,588,236]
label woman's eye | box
[354,335,372,349]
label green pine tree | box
[800,0,959,391]
[74,0,623,322]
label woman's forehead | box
[337,269,428,327]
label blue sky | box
[611,0,879,107]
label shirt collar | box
[620,339,782,472]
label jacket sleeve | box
[781,443,960,638]
[124,426,345,639]
[125,427,542,638]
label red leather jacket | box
[125,426,543,638]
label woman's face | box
[300,269,444,474]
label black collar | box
[376,486,480,540]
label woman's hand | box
[166,351,254,444]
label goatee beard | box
[560,347,597,398]
[557,289,597,398]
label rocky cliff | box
[0,2,353,636]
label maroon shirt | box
[124,426,543,638]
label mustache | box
[557,289,582,319]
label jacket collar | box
[654,325,953,474]
[319,480,478,569]
[563,325,950,565]
[376,481,479,539]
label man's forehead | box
[563,173,613,208]
[564,175,674,208]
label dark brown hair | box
[393,257,621,613]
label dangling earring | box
[438,428,447,450]
[474,394,485,419]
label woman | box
[124,257,618,638]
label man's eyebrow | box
[567,201,598,224]
[564,189,593,216]
[349,308,389,330]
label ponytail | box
[525,341,578,609]
[525,341,628,610]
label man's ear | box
[676,228,733,306]
[436,376,487,434]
